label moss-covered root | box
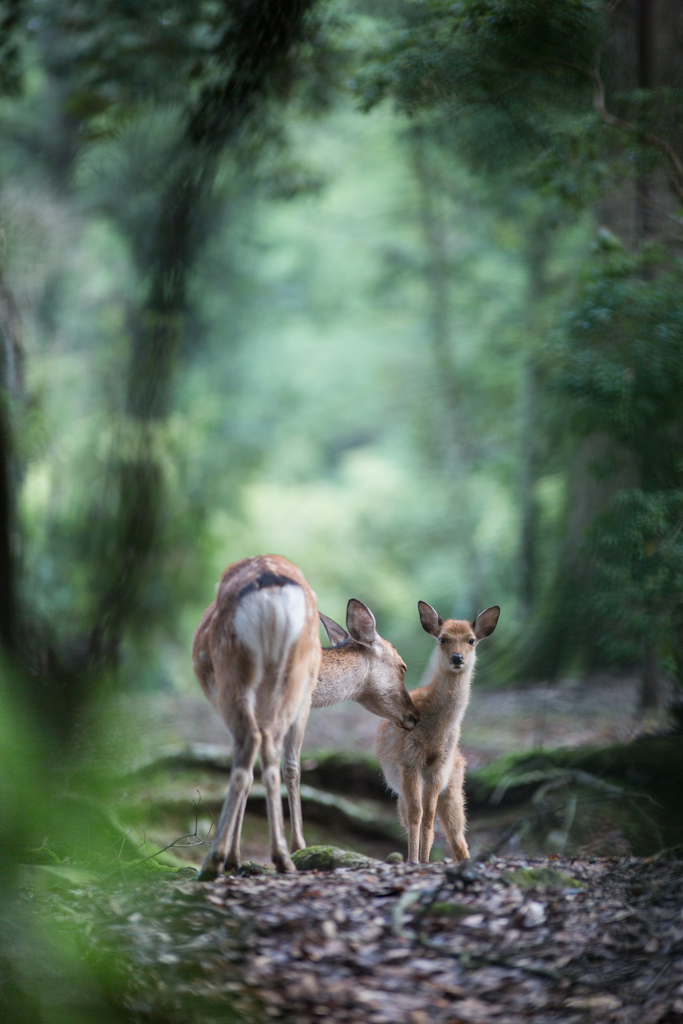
[291,845,380,871]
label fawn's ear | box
[319,612,349,646]
[346,599,378,646]
[418,601,443,637]
[473,605,500,640]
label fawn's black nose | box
[450,652,464,667]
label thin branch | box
[117,792,215,870]
[541,58,683,202]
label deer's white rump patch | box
[233,584,306,667]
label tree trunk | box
[525,0,682,689]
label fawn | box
[193,555,417,877]
[377,601,500,863]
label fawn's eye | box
[468,638,475,646]
[439,637,446,645]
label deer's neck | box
[313,645,368,708]
[419,657,475,742]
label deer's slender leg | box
[197,708,260,880]
[436,762,469,862]
[224,783,250,871]
[419,781,440,863]
[261,727,295,873]
[282,697,310,852]
[400,768,423,863]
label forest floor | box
[23,852,683,1024]
[107,674,674,866]
[15,678,681,1023]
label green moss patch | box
[292,845,380,871]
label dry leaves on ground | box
[28,854,683,1024]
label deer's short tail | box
[233,573,306,670]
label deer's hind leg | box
[261,725,295,873]
[436,758,469,862]
[282,686,314,853]
[197,704,260,880]
[283,715,306,853]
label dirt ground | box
[26,853,683,1024]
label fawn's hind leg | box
[436,760,469,862]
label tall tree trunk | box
[525,0,681,692]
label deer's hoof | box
[196,854,224,881]
[274,853,297,874]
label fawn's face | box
[418,601,500,673]
[435,620,478,672]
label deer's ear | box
[319,612,349,646]
[473,606,500,640]
[418,601,443,637]
[346,599,378,646]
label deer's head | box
[418,602,500,673]
[320,600,419,730]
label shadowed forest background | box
[1,1,682,1022]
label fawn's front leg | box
[399,768,423,862]
[419,781,440,863]
[436,761,469,862]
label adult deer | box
[377,601,500,863]
[193,555,417,878]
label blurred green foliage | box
[359,0,683,686]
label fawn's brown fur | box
[193,556,417,877]
[377,601,500,863]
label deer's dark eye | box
[439,637,446,645]
[468,638,475,646]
